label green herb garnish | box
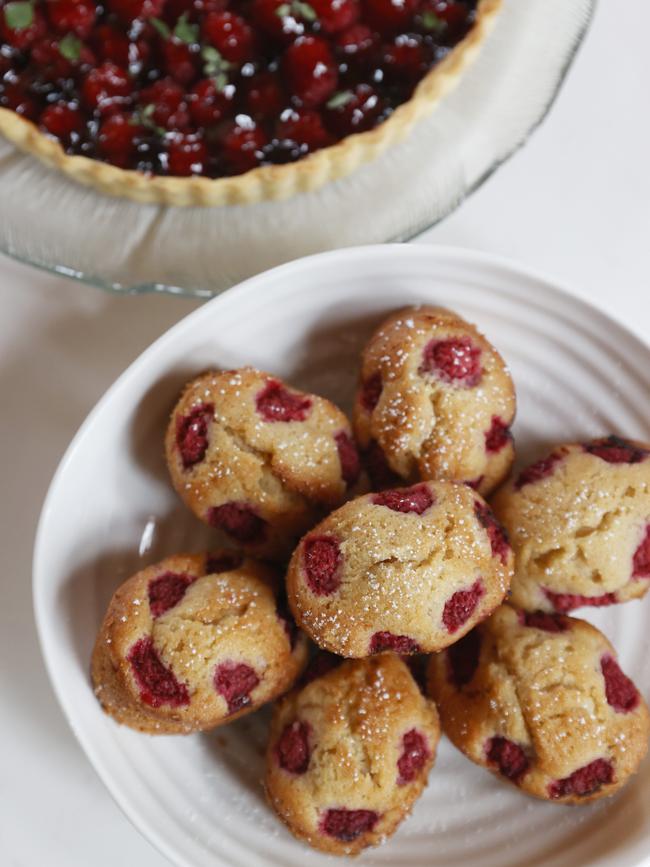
[275,0,316,21]
[58,33,82,62]
[421,10,444,31]
[4,0,34,30]
[201,46,232,90]
[173,12,199,44]
[150,16,171,39]
[326,90,354,110]
[131,104,166,137]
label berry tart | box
[0,0,501,204]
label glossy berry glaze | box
[0,0,478,177]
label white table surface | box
[2,1,649,864]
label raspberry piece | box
[128,637,190,707]
[446,628,481,686]
[442,579,484,634]
[163,39,199,85]
[0,81,38,120]
[140,78,190,130]
[521,611,568,633]
[369,632,420,654]
[0,5,46,50]
[584,435,648,464]
[40,103,83,142]
[214,661,259,713]
[485,736,529,783]
[420,337,483,387]
[209,503,266,544]
[276,720,311,774]
[381,34,426,83]
[515,453,561,489]
[335,24,375,63]
[168,132,208,176]
[205,552,243,573]
[47,0,96,37]
[335,431,361,486]
[97,112,140,168]
[364,441,401,490]
[359,371,382,412]
[81,62,131,116]
[544,589,617,614]
[633,525,650,579]
[275,107,332,151]
[321,809,379,841]
[92,24,130,66]
[245,72,286,122]
[203,12,256,63]
[397,729,430,785]
[601,654,639,714]
[548,758,613,799]
[372,483,434,514]
[363,0,418,34]
[255,380,312,422]
[148,572,196,618]
[324,83,383,136]
[474,501,510,564]
[485,416,512,453]
[252,0,302,41]
[283,36,338,108]
[107,0,165,23]
[176,403,214,468]
[189,78,234,127]
[221,118,268,174]
[311,0,359,33]
[303,536,341,595]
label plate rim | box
[32,242,650,867]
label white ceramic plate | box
[34,245,650,867]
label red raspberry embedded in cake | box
[163,39,200,86]
[189,78,234,127]
[515,452,562,489]
[303,535,342,596]
[633,525,650,579]
[544,588,617,614]
[601,654,639,714]
[203,11,256,64]
[397,729,430,785]
[446,628,481,686]
[168,132,208,176]
[311,0,359,34]
[321,809,379,841]
[521,611,568,633]
[214,661,260,713]
[276,720,311,774]
[485,416,512,453]
[245,72,285,122]
[208,502,267,544]
[107,0,165,23]
[47,0,96,37]
[221,117,268,174]
[148,571,196,618]
[205,552,243,573]
[256,380,312,422]
[584,435,648,464]
[140,78,190,131]
[372,483,434,515]
[363,0,418,34]
[275,107,332,151]
[283,36,338,108]
[1,5,46,50]
[442,579,484,634]
[420,337,483,387]
[485,736,529,783]
[324,83,383,136]
[369,632,420,654]
[548,758,613,799]
[335,431,361,486]
[176,403,214,468]
[40,103,83,142]
[474,501,510,565]
[82,62,131,116]
[128,637,190,707]
[359,371,382,412]
[97,112,141,168]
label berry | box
[485,416,512,453]
[584,435,648,464]
[359,371,382,411]
[420,337,483,386]
[515,452,562,489]
[140,78,190,130]
[544,589,617,614]
[362,0,418,35]
[252,0,306,41]
[311,0,359,34]
[255,380,312,422]
[167,132,208,175]
[485,736,529,783]
[521,611,568,633]
[244,72,285,121]
[148,571,196,618]
[601,654,639,714]
[321,809,379,841]
[447,629,481,686]
[176,403,214,467]
[205,552,243,573]
[276,720,311,774]
[208,502,267,543]
[397,729,429,784]
[633,525,650,579]
[335,23,375,60]
[203,11,255,64]
[372,483,434,514]
[275,107,331,150]
[97,112,141,166]
[128,637,190,707]
[324,83,383,136]
[283,36,338,108]
[442,579,484,634]
[548,758,613,799]
[189,78,234,127]
[81,62,131,115]
[221,117,268,173]
[369,632,420,654]
[0,81,38,120]
[47,0,96,38]
[92,24,130,66]
[107,0,166,24]
[380,34,427,83]
[303,536,341,595]
[0,5,46,50]
[427,0,474,42]
[40,102,83,142]
[214,661,259,713]
[335,431,360,485]
[163,39,200,85]
[474,501,510,565]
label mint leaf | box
[174,12,199,44]
[326,90,354,110]
[131,104,165,137]
[201,45,231,78]
[4,1,34,30]
[421,10,444,31]
[213,71,229,92]
[292,1,316,21]
[150,17,171,39]
[275,3,291,16]
[58,33,82,62]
